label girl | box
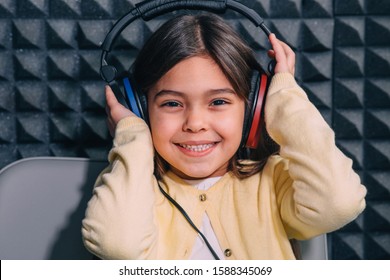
[82,13,366,260]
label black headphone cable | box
[158,183,220,260]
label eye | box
[211,99,228,106]
[162,101,181,107]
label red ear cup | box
[245,73,269,149]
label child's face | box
[148,55,245,179]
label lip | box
[174,141,218,157]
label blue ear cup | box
[122,75,149,122]
[123,77,143,118]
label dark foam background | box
[0,0,389,259]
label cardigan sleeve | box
[265,73,367,240]
[81,116,159,259]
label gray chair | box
[0,157,328,260]
[0,157,106,260]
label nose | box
[182,107,208,133]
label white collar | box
[183,176,222,191]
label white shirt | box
[184,177,225,260]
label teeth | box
[179,143,214,152]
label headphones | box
[100,0,273,149]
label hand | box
[267,34,295,76]
[105,86,135,137]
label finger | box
[105,86,120,136]
[269,34,289,73]
[105,87,114,120]
[278,40,295,69]
[105,86,119,109]
[267,50,275,59]
[272,37,294,61]
[269,34,296,74]
[269,34,287,64]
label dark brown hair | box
[132,13,279,179]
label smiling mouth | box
[177,143,216,152]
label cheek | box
[218,118,241,132]
[219,106,245,142]
[227,120,245,146]
[149,114,178,147]
[230,108,245,128]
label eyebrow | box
[153,88,237,100]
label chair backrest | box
[298,234,328,260]
[0,157,106,260]
[0,157,328,260]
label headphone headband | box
[137,0,226,20]
[101,0,271,53]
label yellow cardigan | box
[82,73,366,259]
